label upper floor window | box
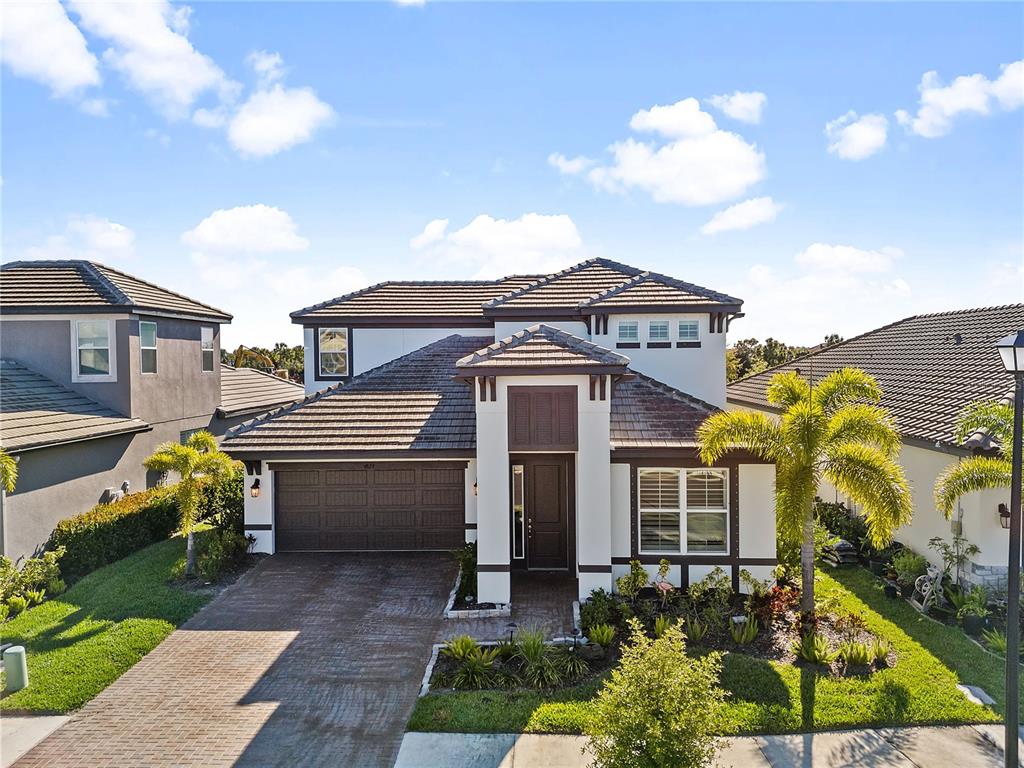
[678,319,700,342]
[73,319,116,382]
[201,327,215,372]
[649,320,670,341]
[617,320,639,342]
[140,321,157,374]
[637,468,728,555]
[318,328,349,378]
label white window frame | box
[678,319,701,342]
[70,318,117,383]
[636,467,729,555]
[617,320,639,342]
[201,326,215,373]
[649,319,670,341]
[318,327,350,378]
[140,320,157,375]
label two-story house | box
[222,258,777,604]
[0,260,303,561]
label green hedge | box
[47,487,179,583]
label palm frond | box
[934,456,1013,518]
[812,368,882,414]
[953,400,1013,452]
[696,410,785,465]
[185,430,219,454]
[143,442,194,475]
[823,443,912,548]
[194,453,240,481]
[0,449,18,494]
[774,459,817,547]
[766,371,810,410]
[824,404,901,457]
[779,400,825,462]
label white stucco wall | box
[739,463,777,584]
[493,320,589,341]
[243,461,275,554]
[576,376,613,598]
[464,459,478,543]
[610,463,631,559]
[475,378,512,604]
[591,312,727,407]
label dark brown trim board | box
[296,317,494,328]
[676,341,701,349]
[243,523,272,531]
[646,342,671,349]
[478,564,511,573]
[616,342,641,349]
[578,564,613,573]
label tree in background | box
[0,448,17,493]
[221,344,304,381]
[726,334,843,382]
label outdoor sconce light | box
[250,479,261,499]
[473,481,478,496]
[1000,503,1011,529]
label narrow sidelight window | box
[638,469,681,553]
[140,321,157,374]
[678,319,700,342]
[685,469,728,553]
[618,320,639,341]
[649,319,670,341]
[76,320,111,377]
[201,327,215,372]
[318,328,349,377]
[512,464,525,559]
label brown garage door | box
[274,462,466,551]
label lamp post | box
[997,330,1024,768]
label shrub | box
[871,637,892,665]
[838,640,872,667]
[196,529,254,582]
[957,585,990,620]
[580,588,615,633]
[729,616,759,645]
[585,619,727,768]
[980,628,1018,657]
[24,588,46,606]
[792,631,838,665]
[753,585,799,625]
[615,560,648,602]
[0,604,8,622]
[814,499,868,548]
[688,567,733,632]
[891,550,928,587]
[684,615,707,644]
[451,647,499,689]
[653,614,674,639]
[554,646,589,680]
[6,594,28,617]
[200,468,244,532]
[0,547,66,606]
[517,629,563,688]
[442,635,480,662]
[452,542,477,603]
[587,623,616,648]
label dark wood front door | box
[511,456,572,570]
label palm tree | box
[935,399,1014,516]
[144,431,239,578]
[0,448,17,493]
[697,368,912,615]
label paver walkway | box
[13,552,457,768]
[395,725,1024,767]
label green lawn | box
[409,567,1004,735]
[0,531,213,713]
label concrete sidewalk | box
[396,725,1024,767]
[0,716,69,768]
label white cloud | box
[896,60,1024,138]
[700,197,783,235]
[706,91,766,124]
[825,111,888,160]
[794,243,902,273]
[67,0,238,120]
[79,98,111,117]
[548,153,595,175]
[227,84,334,157]
[555,98,765,206]
[0,0,100,97]
[393,0,427,6]
[23,214,135,263]
[247,50,285,86]
[182,204,310,252]
[629,97,717,138]
[410,213,584,278]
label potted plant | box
[957,586,990,635]
[891,550,927,598]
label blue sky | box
[3,1,1022,347]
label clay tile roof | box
[0,261,231,323]
[289,276,542,322]
[456,324,630,372]
[726,304,1024,450]
[220,335,487,456]
[217,365,304,419]
[0,359,150,453]
[580,271,742,311]
[610,372,719,449]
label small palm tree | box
[0,448,17,493]
[935,400,1015,516]
[144,431,239,578]
[697,368,912,615]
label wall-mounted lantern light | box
[1000,502,1011,529]
[250,478,261,499]
[473,481,478,497]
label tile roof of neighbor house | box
[217,365,305,419]
[726,304,1024,450]
[221,334,718,457]
[289,276,542,322]
[0,359,150,453]
[455,324,631,373]
[0,260,232,323]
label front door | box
[510,456,572,570]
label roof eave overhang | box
[0,305,231,324]
[3,422,152,455]
[482,306,584,318]
[222,448,476,461]
[453,365,632,381]
[291,315,492,328]
[585,303,743,315]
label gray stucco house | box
[0,260,303,561]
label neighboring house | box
[727,304,1024,590]
[0,261,300,561]
[213,364,304,435]
[222,258,778,603]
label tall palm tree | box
[935,399,1014,516]
[144,431,239,577]
[0,448,17,494]
[697,368,912,614]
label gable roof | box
[220,335,484,457]
[456,324,630,374]
[289,276,541,324]
[217,365,304,419]
[0,359,149,453]
[726,304,1024,451]
[580,271,742,312]
[0,261,232,323]
[611,372,719,449]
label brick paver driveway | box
[15,552,457,768]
